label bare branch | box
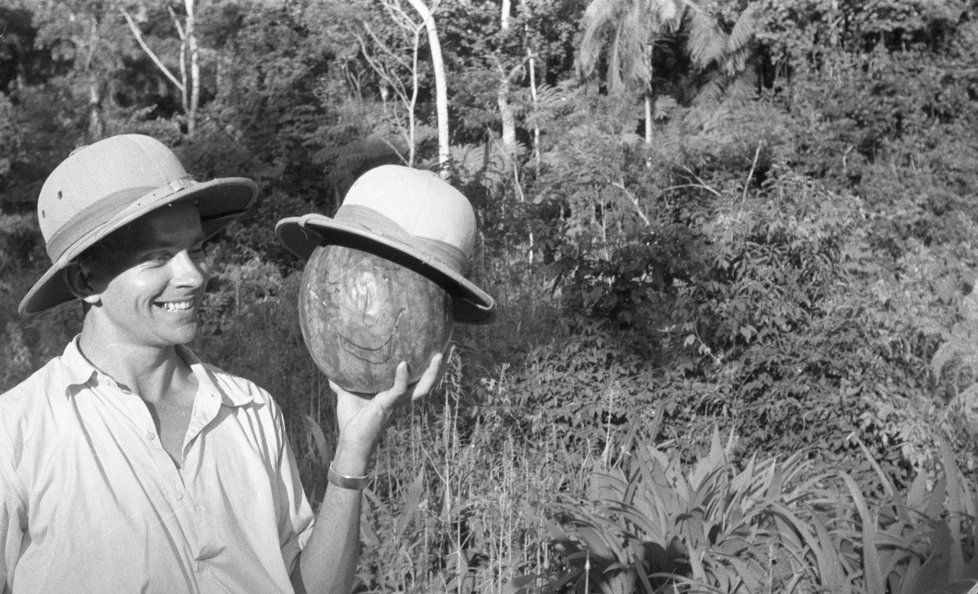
[405,0,449,175]
[610,178,651,227]
[360,20,414,71]
[166,5,186,41]
[381,0,418,32]
[742,144,761,202]
[83,17,97,71]
[353,28,410,106]
[354,18,423,164]
[678,165,722,197]
[379,137,410,166]
[119,6,185,92]
[166,3,188,112]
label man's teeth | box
[160,300,193,312]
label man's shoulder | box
[0,356,72,442]
[0,357,71,409]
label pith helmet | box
[275,165,495,324]
[20,134,258,314]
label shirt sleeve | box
[0,414,26,594]
[269,398,315,575]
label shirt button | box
[197,561,207,572]
[146,432,156,442]
[175,492,184,501]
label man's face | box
[84,202,209,349]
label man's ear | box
[64,263,101,305]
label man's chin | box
[160,324,200,347]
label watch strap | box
[327,464,370,490]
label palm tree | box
[684,2,760,109]
[576,0,759,143]
[576,0,684,144]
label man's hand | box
[327,351,447,475]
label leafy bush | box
[549,426,978,594]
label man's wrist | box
[327,463,370,490]
[331,442,372,475]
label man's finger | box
[409,352,444,400]
[371,361,411,410]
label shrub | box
[549,425,978,593]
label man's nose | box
[171,251,207,286]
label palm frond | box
[579,0,636,71]
[726,3,759,55]
[657,0,685,31]
[723,72,758,102]
[687,6,726,68]
[578,0,684,91]
[691,72,726,108]
[653,95,678,120]
[615,1,651,90]
[581,0,626,30]
[533,83,573,111]
[578,0,621,76]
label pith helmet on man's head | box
[19,134,258,315]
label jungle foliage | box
[2,0,978,591]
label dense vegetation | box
[3,0,978,591]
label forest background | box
[3,0,978,592]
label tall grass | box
[354,352,566,593]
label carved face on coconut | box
[299,244,454,394]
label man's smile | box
[157,299,195,312]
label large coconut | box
[299,244,454,394]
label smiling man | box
[0,134,441,593]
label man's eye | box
[145,252,172,264]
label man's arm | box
[0,483,24,594]
[291,354,445,594]
[0,421,25,594]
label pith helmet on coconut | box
[20,134,258,315]
[275,165,495,324]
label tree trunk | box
[406,25,423,166]
[526,28,541,173]
[406,0,449,177]
[644,92,652,144]
[88,77,105,141]
[184,0,199,137]
[175,10,189,119]
[497,0,517,159]
[84,16,104,142]
[644,43,653,145]
[497,72,517,158]
[215,56,227,100]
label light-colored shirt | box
[0,338,315,593]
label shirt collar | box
[60,337,260,408]
[175,345,260,408]
[61,336,98,388]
